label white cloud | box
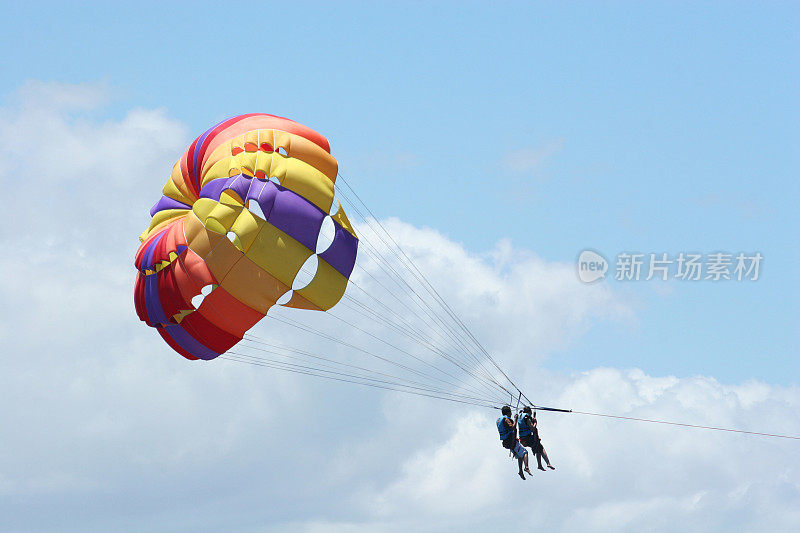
[0,82,798,532]
[356,368,800,532]
[358,221,631,369]
[501,138,565,174]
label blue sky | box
[18,3,800,383]
[1,3,799,530]
[0,3,800,383]
[2,2,797,384]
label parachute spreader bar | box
[531,405,573,413]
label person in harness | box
[518,406,555,471]
[497,405,531,480]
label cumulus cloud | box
[363,222,631,368]
[0,82,798,533]
[359,368,800,532]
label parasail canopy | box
[135,114,358,361]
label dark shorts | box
[520,435,542,452]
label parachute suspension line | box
[237,336,499,401]
[343,231,482,359]
[344,211,502,380]
[343,193,531,407]
[339,179,533,408]
[323,308,509,403]
[347,236,506,390]
[344,236,515,402]
[346,253,507,396]
[333,294,508,402]
[346,250,484,370]
[335,177,489,344]
[334,174,522,400]
[258,249,491,392]
[345,276,494,392]
[318,256,505,396]
[245,288,508,405]
[239,192,516,404]
[344,274,445,343]
[263,313,494,398]
[344,240,514,402]
[339,293,448,355]
[226,349,501,404]
[333,186,514,395]
[253,194,510,401]
[288,308,504,404]
[239,337,433,387]
[222,352,500,409]
[333,185,515,397]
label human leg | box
[541,446,554,469]
[513,441,528,478]
[518,437,533,474]
[534,446,545,470]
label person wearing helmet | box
[518,406,555,471]
[497,405,531,480]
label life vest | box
[518,413,532,437]
[496,415,513,441]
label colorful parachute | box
[134,114,358,360]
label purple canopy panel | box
[225,174,252,202]
[319,222,358,278]
[141,230,165,270]
[199,177,232,201]
[141,232,169,325]
[252,180,278,219]
[267,187,326,251]
[150,196,191,217]
[246,179,267,204]
[161,324,220,360]
[145,273,170,326]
